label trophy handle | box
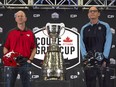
[59,27,65,37]
[42,27,49,37]
[42,23,66,37]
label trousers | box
[84,67,110,87]
[4,63,32,87]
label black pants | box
[84,67,110,87]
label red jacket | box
[4,28,36,58]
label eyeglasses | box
[89,10,98,13]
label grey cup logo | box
[33,23,80,70]
[51,12,59,19]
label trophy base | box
[35,80,70,87]
[42,51,65,81]
[43,76,64,80]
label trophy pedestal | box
[35,80,70,87]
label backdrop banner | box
[0,9,116,87]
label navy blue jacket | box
[80,20,112,60]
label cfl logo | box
[107,15,114,18]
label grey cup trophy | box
[42,23,65,80]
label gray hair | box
[14,10,26,18]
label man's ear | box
[98,12,100,17]
[25,17,27,22]
[88,14,90,19]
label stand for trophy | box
[42,23,65,80]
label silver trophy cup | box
[42,23,65,80]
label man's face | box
[15,11,27,24]
[88,6,100,19]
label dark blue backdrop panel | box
[0,9,116,87]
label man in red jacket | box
[3,10,36,87]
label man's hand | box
[102,61,106,67]
[27,59,32,63]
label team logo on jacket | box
[33,24,80,70]
[26,34,30,37]
[98,26,102,30]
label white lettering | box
[107,15,114,18]
[33,14,40,17]
[70,75,78,79]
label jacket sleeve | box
[80,27,87,60]
[103,23,112,59]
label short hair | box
[89,6,100,12]
[14,10,26,18]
